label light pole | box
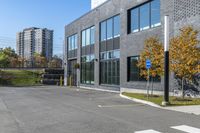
[162,15,170,106]
[63,40,67,87]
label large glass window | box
[91,26,95,44]
[74,34,78,49]
[81,26,95,84]
[114,15,120,37]
[82,30,86,47]
[68,37,71,51]
[100,15,120,42]
[82,26,95,47]
[128,0,160,33]
[131,8,139,32]
[86,28,90,46]
[127,56,160,82]
[71,35,75,50]
[68,34,77,51]
[100,50,120,85]
[151,0,161,27]
[140,3,150,31]
[107,18,113,40]
[101,21,106,41]
[99,15,120,85]
[81,54,95,84]
[100,59,120,85]
[127,56,144,81]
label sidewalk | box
[165,105,200,115]
[120,94,200,115]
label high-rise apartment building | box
[16,27,53,61]
[91,0,108,9]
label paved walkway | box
[165,105,200,115]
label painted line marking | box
[135,129,162,133]
[98,104,144,108]
[171,125,200,133]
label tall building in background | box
[91,0,108,9]
[16,27,53,62]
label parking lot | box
[0,86,199,133]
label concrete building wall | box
[65,0,200,92]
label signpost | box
[146,59,151,99]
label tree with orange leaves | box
[137,37,164,95]
[170,26,200,98]
[138,36,164,79]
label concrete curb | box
[120,93,161,108]
[80,86,120,94]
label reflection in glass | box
[140,3,150,31]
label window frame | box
[100,14,120,42]
[81,26,95,47]
[67,33,78,52]
[127,56,146,82]
[128,0,161,34]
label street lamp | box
[162,15,170,106]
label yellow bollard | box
[69,76,72,87]
[60,76,63,86]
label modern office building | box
[91,0,108,9]
[65,0,200,92]
[16,27,53,62]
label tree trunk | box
[182,77,184,99]
[151,77,154,96]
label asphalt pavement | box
[0,86,199,133]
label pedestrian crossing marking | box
[135,129,162,133]
[171,125,200,133]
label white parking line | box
[98,104,144,108]
[171,125,200,133]
[135,129,162,133]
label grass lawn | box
[0,70,43,86]
[122,92,200,106]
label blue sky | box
[0,0,91,55]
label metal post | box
[162,15,170,106]
[63,40,67,87]
[147,68,150,100]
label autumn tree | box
[137,37,164,95]
[48,55,62,68]
[138,37,164,79]
[33,53,47,68]
[170,26,200,98]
